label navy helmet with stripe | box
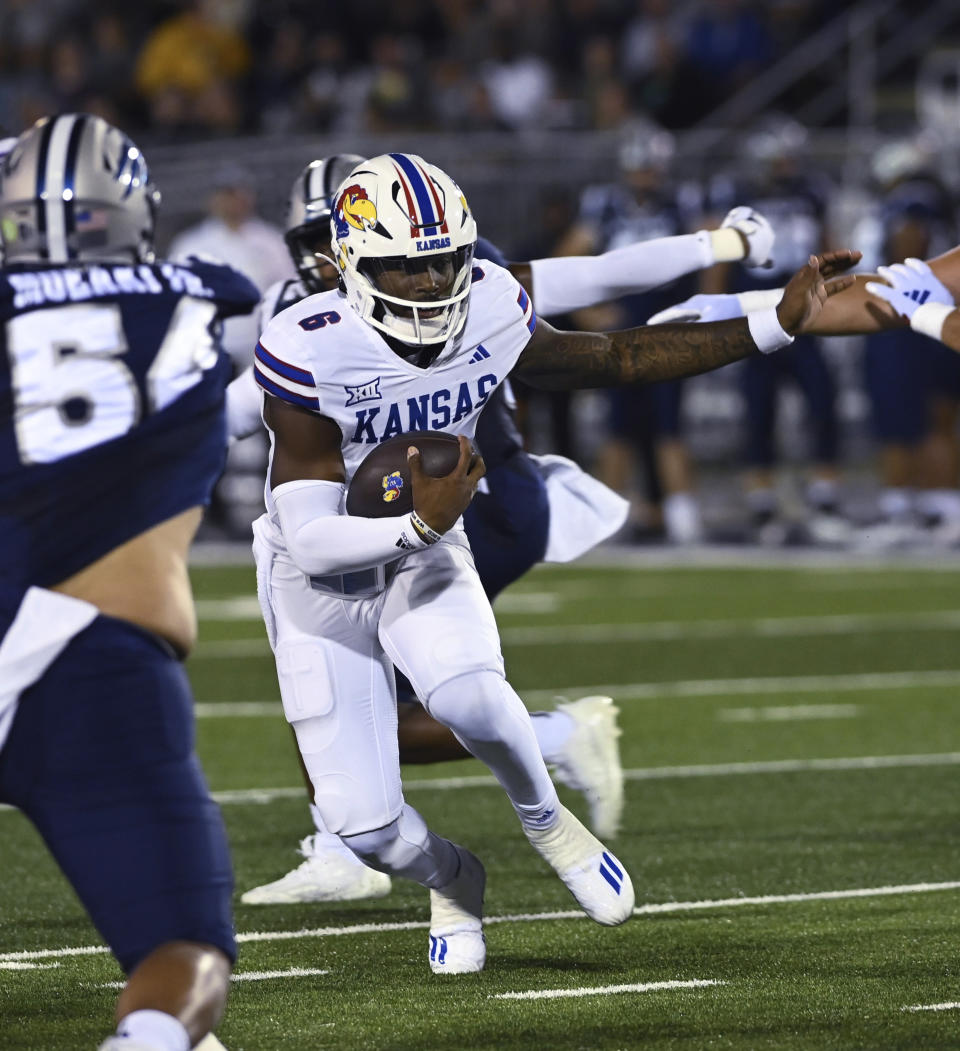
[0,113,159,265]
[330,152,478,357]
[284,153,364,294]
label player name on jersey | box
[6,262,217,310]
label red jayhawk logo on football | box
[334,184,378,239]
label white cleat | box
[428,847,486,974]
[525,804,634,926]
[240,834,392,904]
[551,695,624,839]
[98,1042,158,1050]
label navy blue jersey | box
[0,258,258,590]
[726,173,829,288]
[576,182,699,326]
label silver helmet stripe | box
[39,114,80,262]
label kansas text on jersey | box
[255,261,536,483]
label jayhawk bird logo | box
[335,184,378,238]
[382,471,404,503]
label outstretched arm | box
[513,251,858,391]
[508,207,774,317]
[650,245,960,337]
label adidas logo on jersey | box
[467,345,491,365]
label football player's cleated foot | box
[525,804,634,926]
[240,834,391,904]
[551,695,624,839]
[428,847,486,974]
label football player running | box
[0,116,259,1049]
[252,152,857,974]
[230,153,781,908]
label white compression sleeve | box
[528,232,715,317]
[226,365,263,440]
[274,479,430,576]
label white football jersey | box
[254,259,537,522]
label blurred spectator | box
[253,17,309,133]
[683,0,774,121]
[135,0,251,137]
[167,163,293,368]
[482,20,555,130]
[167,162,293,538]
[556,121,706,544]
[855,137,960,546]
[720,115,847,546]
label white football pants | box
[254,529,557,841]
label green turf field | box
[4,557,960,1050]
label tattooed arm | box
[513,250,860,391]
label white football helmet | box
[330,153,477,354]
[285,153,365,293]
[0,113,159,265]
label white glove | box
[864,257,955,319]
[647,293,745,325]
[720,206,775,268]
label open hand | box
[408,434,485,535]
[776,250,862,335]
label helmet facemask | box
[355,242,474,347]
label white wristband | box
[708,227,747,264]
[736,288,783,313]
[747,307,795,354]
[409,510,442,545]
[910,301,955,342]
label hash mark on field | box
[492,978,724,1001]
[7,882,960,964]
[718,704,860,722]
[0,961,60,970]
[902,1002,960,1012]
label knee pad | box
[424,670,529,744]
[341,805,456,887]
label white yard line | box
[519,669,960,705]
[717,704,860,722]
[491,979,724,1001]
[204,752,960,802]
[5,881,958,964]
[4,751,960,817]
[902,1002,960,1012]
[190,609,960,657]
[189,669,960,715]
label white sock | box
[514,792,562,834]
[116,1010,190,1051]
[530,710,575,764]
[663,491,703,543]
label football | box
[346,430,462,518]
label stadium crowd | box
[1,0,838,141]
